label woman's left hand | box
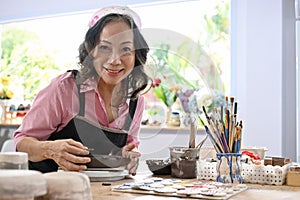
[122,143,141,175]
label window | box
[0,0,230,125]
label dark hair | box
[77,14,152,100]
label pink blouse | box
[14,71,144,149]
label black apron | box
[29,70,137,173]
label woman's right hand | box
[43,139,91,171]
[122,143,141,175]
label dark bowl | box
[146,159,171,175]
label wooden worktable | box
[90,162,300,200]
[91,179,300,200]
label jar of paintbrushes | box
[200,96,243,184]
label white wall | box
[231,0,297,160]
[138,128,207,161]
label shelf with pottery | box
[142,109,205,132]
[0,111,25,127]
[0,118,206,132]
[0,102,29,127]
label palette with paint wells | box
[112,177,247,199]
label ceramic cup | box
[169,146,198,178]
[0,152,28,170]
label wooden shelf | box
[141,125,205,131]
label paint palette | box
[112,178,247,199]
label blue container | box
[216,153,243,184]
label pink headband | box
[89,6,141,28]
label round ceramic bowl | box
[146,159,171,175]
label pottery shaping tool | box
[188,117,197,148]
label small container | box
[169,146,198,178]
[216,153,242,184]
[0,152,28,170]
[146,159,171,175]
[272,157,285,167]
[241,147,268,160]
[263,156,273,166]
[167,112,181,126]
[287,171,300,186]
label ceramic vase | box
[216,153,243,184]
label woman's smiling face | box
[92,20,135,86]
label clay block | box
[286,171,300,186]
[272,157,285,167]
[263,157,272,166]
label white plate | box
[86,167,125,171]
[81,170,129,182]
[88,175,127,182]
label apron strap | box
[67,69,85,116]
[77,85,85,116]
[123,99,137,131]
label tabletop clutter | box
[146,96,299,188]
[112,177,248,199]
[147,96,244,180]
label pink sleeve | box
[126,96,144,149]
[14,73,76,147]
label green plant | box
[0,75,14,99]
[1,26,61,101]
[152,44,198,90]
[151,77,178,108]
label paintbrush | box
[196,134,208,150]
[225,96,228,112]
[220,105,224,123]
[236,120,243,153]
[234,102,237,117]
[236,129,240,153]
[199,117,222,153]
[202,106,225,153]
[229,97,235,152]
[230,97,235,117]
[225,109,230,149]
[233,102,238,127]
[224,96,229,141]
[218,118,230,153]
[210,115,226,153]
[212,110,227,152]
